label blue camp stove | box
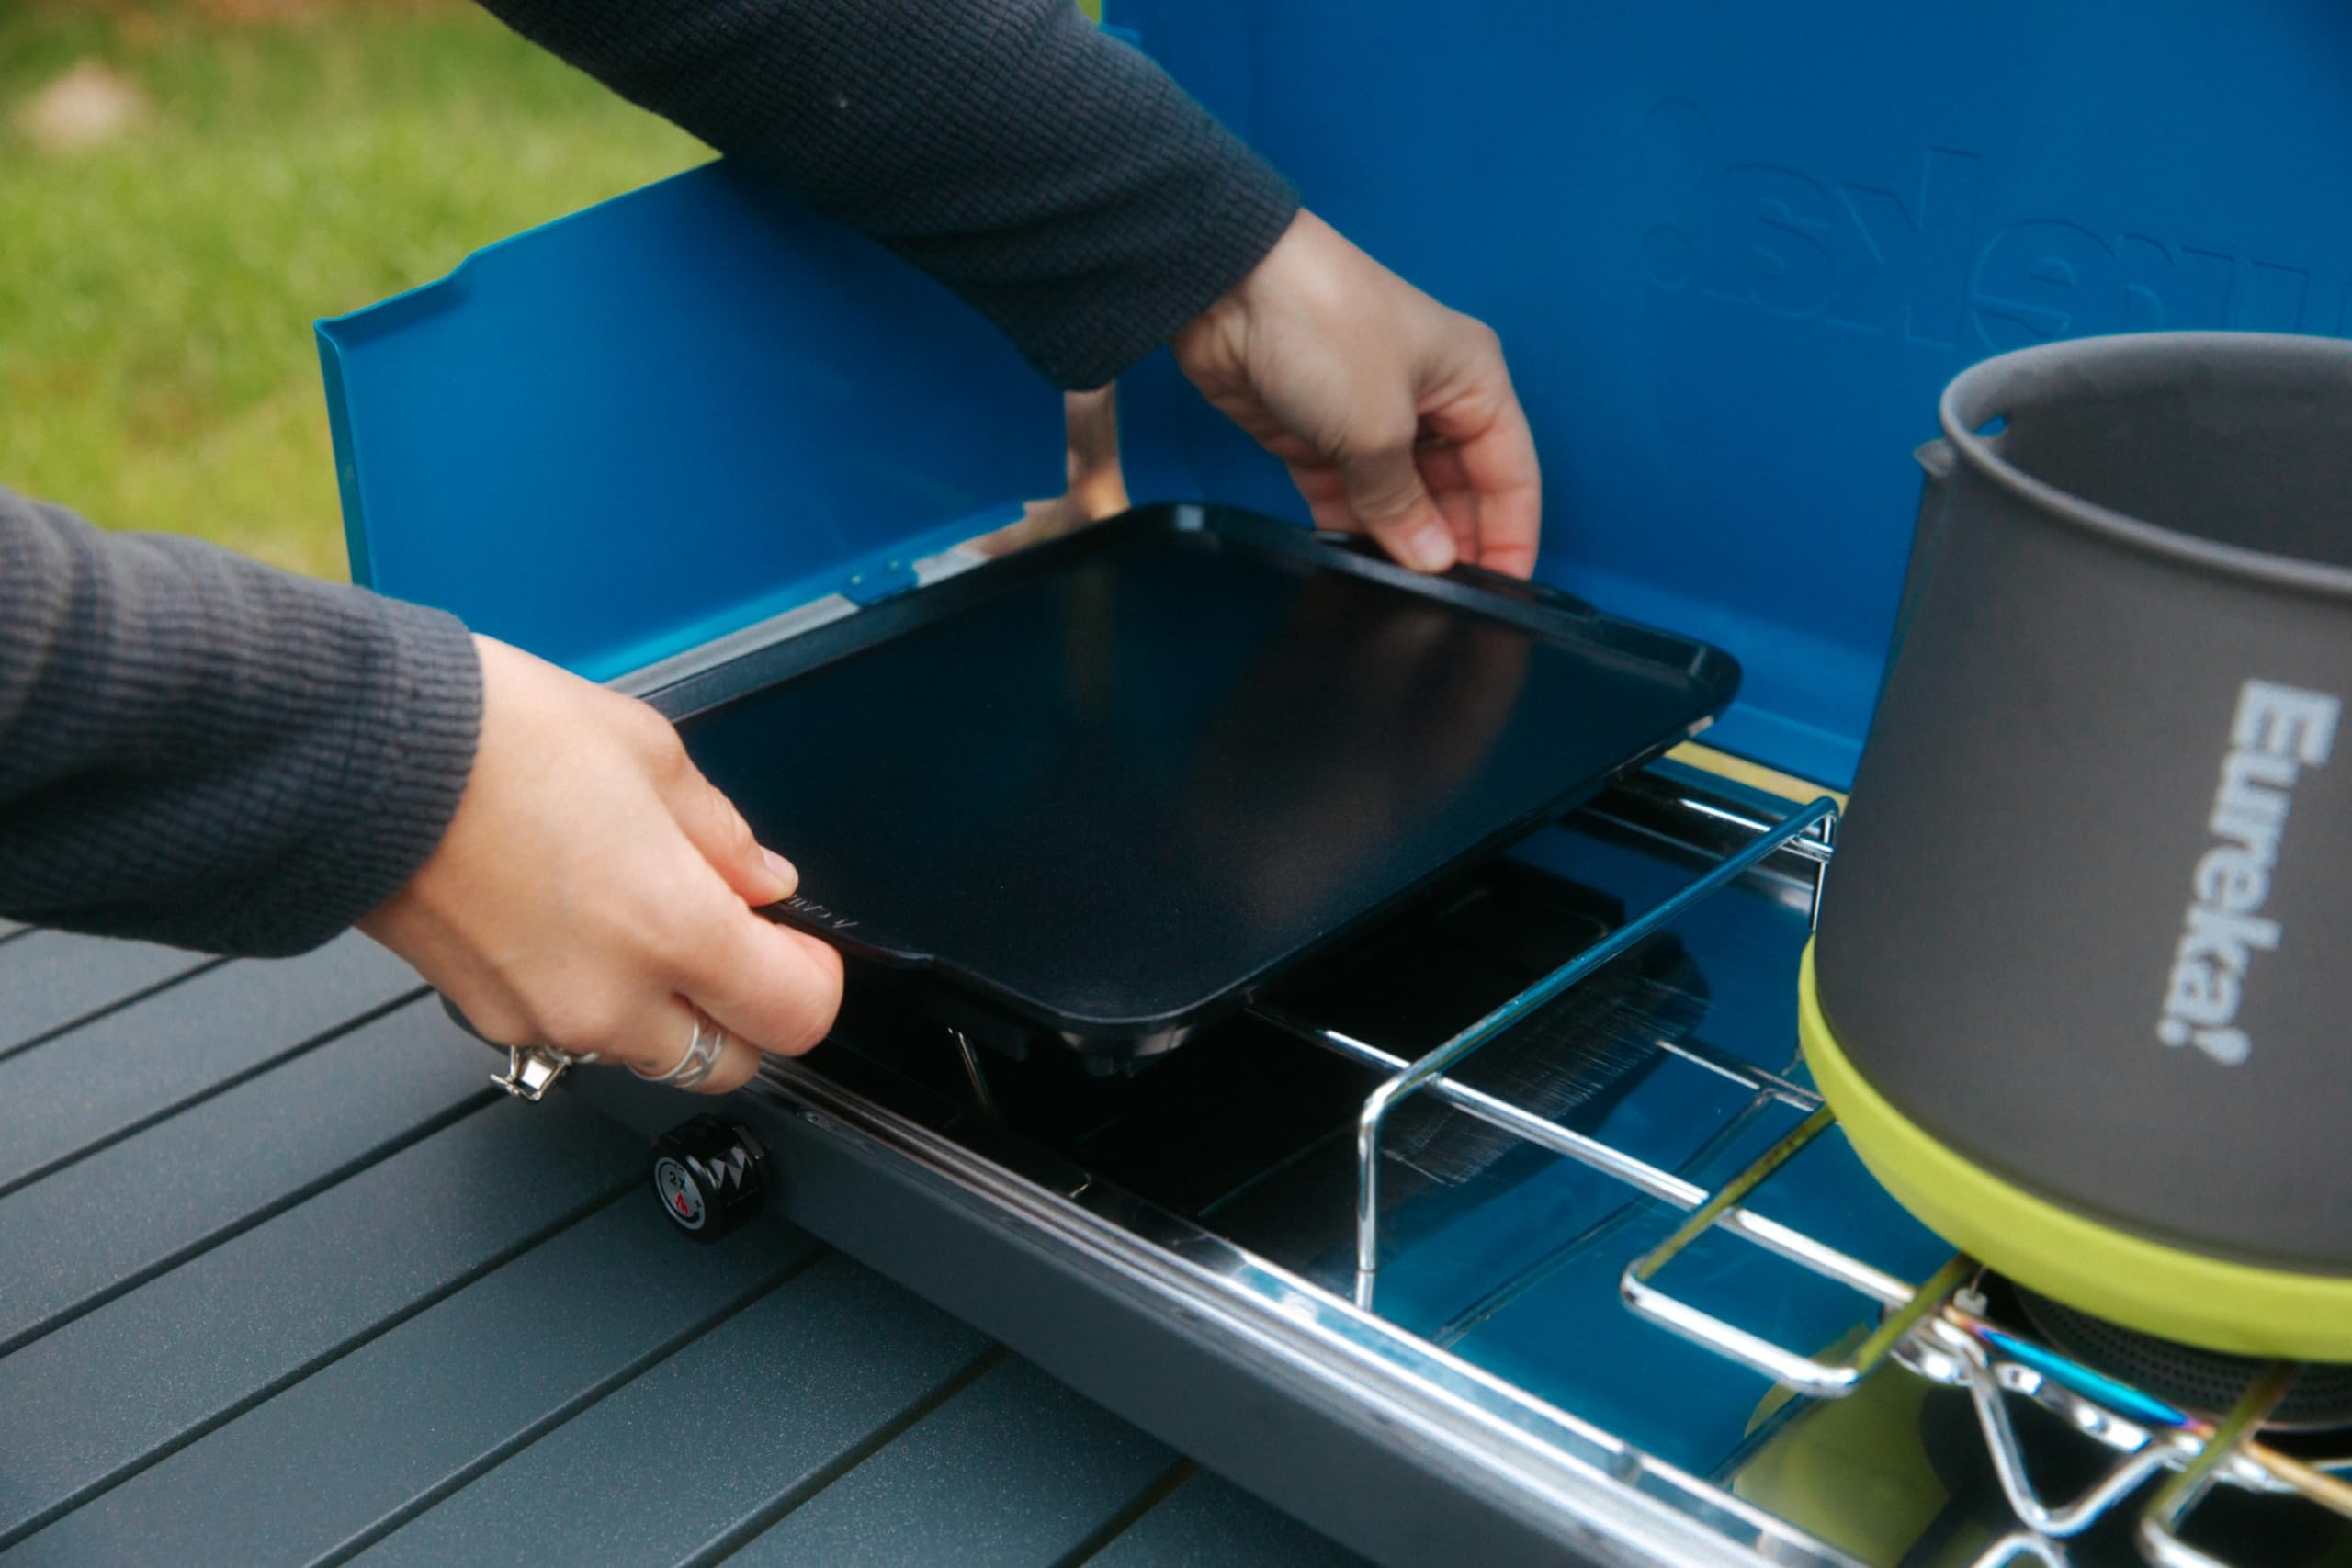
[320,6,2352,1562]
[563,763,2352,1568]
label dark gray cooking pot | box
[1813,333,2352,1333]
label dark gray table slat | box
[726,1357,1178,1568]
[0,930,1353,1568]
[354,1252,992,1568]
[0,929,209,1056]
[0,997,490,1355]
[7,1205,812,1568]
[1086,1472,1370,1568]
[0,933,420,1193]
[0,1097,639,1545]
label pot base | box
[1798,942,2352,1361]
[2018,1288,2352,1432]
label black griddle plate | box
[665,504,1738,1066]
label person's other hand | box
[970,387,1130,558]
[1172,209,1541,579]
[360,636,843,1092]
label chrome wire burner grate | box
[1254,778,2352,1568]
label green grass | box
[0,2,702,577]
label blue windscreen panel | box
[320,163,1063,683]
[1109,0,2352,784]
[324,6,2352,782]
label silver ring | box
[632,1008,727,1089]
[492,1042,601,1102]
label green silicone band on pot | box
[1799,942,2352,1360]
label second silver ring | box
[632,1006,728,1090]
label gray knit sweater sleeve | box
[0,490,481,955]
[475,0,1301,389]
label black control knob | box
[649,1116,768,1243]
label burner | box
[2018,1288,2352,1434]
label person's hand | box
[971,387,1130,558]
[360,635,843,1092]
[1171,209,1541,579]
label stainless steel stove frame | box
[573,759,2350,1568]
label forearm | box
[475,0,1298,389]
[0,489,481,955]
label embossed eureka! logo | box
[780,893,859,933]
[1637,99,2346,349]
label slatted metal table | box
[0,921,1365,1567]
